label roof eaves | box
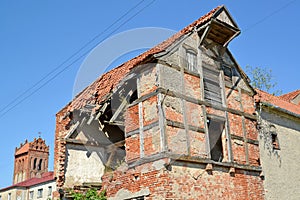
[260,101,300,120]
[212,5,239,29]
[225,49,256,95]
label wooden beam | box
[103,120,124,126]
[87,114,94,125]
[199,24,211,46]
[109,90,133,123]
[95,102,108,120]
[64,121,80,139]
[97,118,109,138]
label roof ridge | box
[279,89,300,101]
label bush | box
[71,188,106,200]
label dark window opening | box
[207,117,225,162]
[270,126,280,150]
[33,158,37,170]
[222,65,232,84]
[203,66,222,106]
[48,186,52,196]
[37,159,42,170]
[29,191,34,200]
[129,90,138,104]
[37,188,43,198]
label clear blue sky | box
[1,0,299,188]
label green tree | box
[245,65,282,95]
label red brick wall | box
[101,160,264,200]
[54,106,71,188]
[125,105,139,133]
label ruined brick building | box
[53,5,300,200]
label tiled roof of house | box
[279,89,300,103]
[255,89,300,115]
[61,5,223,113]
[0,172,54,191]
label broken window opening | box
[129,90,138,104]
[109,77,138,125]
[64,74,138,172]
[207,117,225,162]
[222,64,233,85]
[270,125,280,150]
[203,65,223,106]
[98,75,138,169]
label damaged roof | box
[59,5,249,114]
[60,6,222,113]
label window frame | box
[207,116,225,162]
[185,48,198,73]
[48,186,52,197]
[29,191,34,200]
[222,64,233,85]
[202,65,223,106]
[37,188,43,198]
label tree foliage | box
[245,65,282,95]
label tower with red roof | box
[13,137,49,184]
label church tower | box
[13,137,49,184]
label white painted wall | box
[64,144,105,187]
[0,180,55,200]
[259,110,300,199]
[28,180,56,200]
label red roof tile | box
[0,172,54,191]
[15,138,48,156]
[256,89,300,115]
[61,5,223,113]
[279,89,300,104]
[15,143,29,155]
